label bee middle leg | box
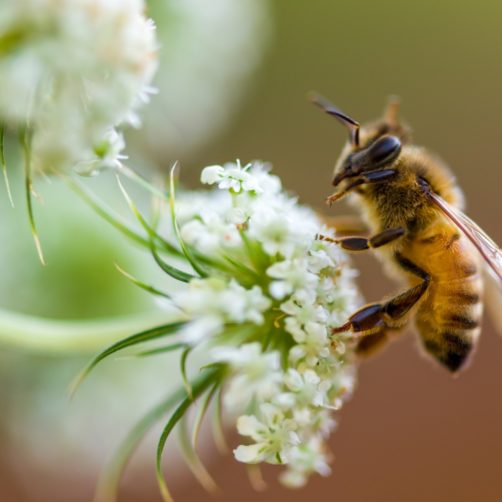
[318,227,405,252]
[332,254,430,349]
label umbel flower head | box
[0,0,157,174]
[73,160,360,501]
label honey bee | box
[311,93,502,372]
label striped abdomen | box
[412,232,483,372]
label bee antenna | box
[309,92,360,147]
[384,95,401,126]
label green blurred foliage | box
[0,147,160,319]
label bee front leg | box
[327,168,398,204]
[318,227,405,252]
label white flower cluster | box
[171,160,359,487]
[0,0,157,173]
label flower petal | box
[234,443,264,463]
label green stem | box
[0,308,170,354]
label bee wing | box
[429,192,502,334]
[429,192,502,288]
[483,267,502,335]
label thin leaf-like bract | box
[191,381,219,451]
[117,162,168,200]
[212,384,229,454]
[150,182,165,232]
[169,163,208,277]
[178,414,220,494]
[156,367,223,502]
[150,243,196,283]
[115,263,171,299]
[220,253,260,285]
[134,343,186,358]
[180,346,193,400]
[115,175,191,282]
[0,126,14,206]
[21,127,45,264]
[239,229,269,271]
[70,180,151,248]
[116,175,181,256]
[70,322,186,397]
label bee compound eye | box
[369,135,402,167]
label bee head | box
[310,94,411,186]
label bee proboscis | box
[312,93,502,372]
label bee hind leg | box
[332,263,430,344]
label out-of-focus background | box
[2,1,502,501]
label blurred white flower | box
[267,259,318,299]
[279,439,332,488]
[175,190,232,225]
[180,215,241,254]
[200,165,225,185]
[0,0,157,172]
[211,343,282,411]
[283,368,329,408]
[234,404,300,464]
[177,317,223,346]
[288,321,330,366]
[76,129,127,174]
[173,278,270,340]
[281,297,329,326]
[201,160,263,193]
[247,209,312,259]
